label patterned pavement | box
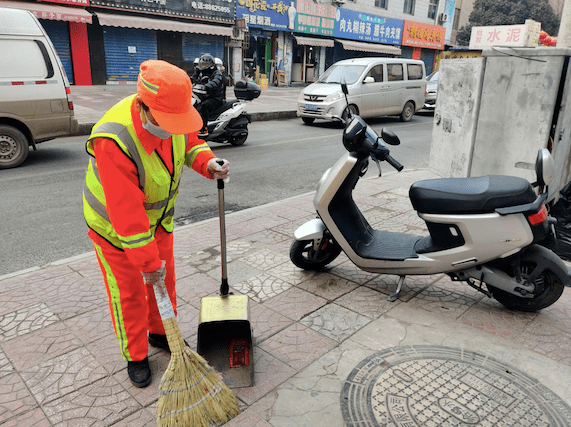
[2,167,571,426]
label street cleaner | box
[82,60,229,388]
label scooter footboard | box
[294,218,325,241]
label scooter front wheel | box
[290,239,342,270]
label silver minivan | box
[297,58,426,124]
[0,8,78,169]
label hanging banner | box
[334,9,403,45]
[294,0,335,36]
[90,0,234,23]
[402,20,446,50]
[236,0,293,31]
[39,0,90,5]
[469,21,541,49]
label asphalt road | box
[0,114,434,276]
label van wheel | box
[341,105,358,127]
[0,125,29,169]
[400,101,415,122]
[302,117,315,125]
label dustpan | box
[197,173,254,388]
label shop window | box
[403,0,415,15]
[427,0,438,19]
[387,64,403,81]
[375,0,388,8]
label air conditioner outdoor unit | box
[439,12,448,22]
[334,0,346,5]
[231,26,244,40]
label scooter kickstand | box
[388,276,405,302]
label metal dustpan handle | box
[217,164,229,296]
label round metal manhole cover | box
[341,346,571,426]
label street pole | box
[558,0,570,46]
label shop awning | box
[295,35,334,48]
[95,12,232,37]
[336,39,401,55]
[0,0,92,23]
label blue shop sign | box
[334,9,403,45]
[236,0,295,31]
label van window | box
[318,64,367,85]
[0,39,48,79]
[366,65,384,82]
[387,64,403,81]
[407,64,424,80]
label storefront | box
[400,20,446,74]
[0,0,93,85]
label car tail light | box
[424,83,427,96]
[65,86,74,110]
[527,205,547,225]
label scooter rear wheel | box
[290,239,342,270]
[487,263,564,312]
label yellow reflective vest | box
[83,94,209,250]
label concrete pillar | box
[558,0,571,47]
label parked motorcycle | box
[290,82,571,312]
[193,81,261,146]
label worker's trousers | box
[93,232,177,362]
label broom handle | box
[218,176,229,296]
[152,281,175,320]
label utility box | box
[430,47,571,201]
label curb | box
[72,111,298,136]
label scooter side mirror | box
[381,128,400,146]
[536,148,554,188]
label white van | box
[0,7,78,169]
[297,57,426,124]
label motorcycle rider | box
[193,54,226,137]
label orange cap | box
[137,60,203,134]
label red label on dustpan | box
[229,339,249,367]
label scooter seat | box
[210,99,238,117]
[409,175,535,214]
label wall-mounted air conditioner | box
[439,13,449,23]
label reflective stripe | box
[140,76,159,95]
[185,143,210,167]
[143,183,179,210]
[92,122,146,190]
[83,184,110,221]
[93,243,131,361]
[90,158,101,183]
[118,230,154,249]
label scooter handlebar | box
[385,155,404,171]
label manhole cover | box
[341,346,571,426]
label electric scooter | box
[290,82,571,312]
[193,81,261,146]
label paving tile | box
[327,259,379,285]
[233,274,293,303]
[0,347,13,379]
[267,262,318,286]
[239,248,291,270]
[259,323,336,370]
[64,308,116,345]
[0,407,51,427]
[16,265,76,286]
[250,303,294,344]
[459,297,537,340]
[225,408,273,426]
[233,348,296,405]
[67,256,102,283]
[247,228,291,247]
[110,407,157,426]
[173,259,199,280]
[270,220,308,238]
[172,234,204,258]
[297,272,358,301]
[2,321,82,371]
[364,274,438,302]
[31,272,108,321]
[175,272,220,307]
[0,302,58,342]
[300,304,371,343]
[336,286,401,319]
[84,334,126,375]
[42,375,142,426]
[264,287,327,321]
[0,286,41,317]
[0,373,38,422]
[20,347,108,405]
[174,301,199,343]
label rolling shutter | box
[420,49,436,74]
[182,34,223,62]
[102,26,157,82]
[39,19,73,84]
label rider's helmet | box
[198,54,216,72]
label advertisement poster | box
[469,24,535,49]
[236,0,293,31]
[334,9,403,45]
[442,0,455,42]
[90,0,234,23]
[294,0,335,36]
[402,20,446,49]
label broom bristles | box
[157,318,239,427]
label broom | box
[152,282,239,426]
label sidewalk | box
[70,84,303,135]
[2,165,571,426]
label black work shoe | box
[127,357,151,388]
[149,334,189,353]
